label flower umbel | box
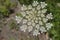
[15,1,53,36]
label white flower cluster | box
[15,1,53,36]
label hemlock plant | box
[15,1,53,36]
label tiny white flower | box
[21,7,24,11]
[32,22,35,26]
[38,10,41,14]
[46,23,53,30]
[36,5,41,10]
[31,20,34,23]
[16,20,21,23]
[40,13,45,17]
[28,26,33,32]
[15,16,20,20]
[39,17,41,20]
[35,20,38,23]
[20,25,27,32]
[28,5,32,10]
[42,9,47,13]
[26,11,30,14]
[46,13,53,19]
[50,38,52,40]
[28,14,33,18]
[34,10,37,13]
[57,3,60,7]
[22,4,27,10]
[33,29,40,36]
[32,1,38,7]
[40,2,47,8]
[15,16,22,23]
[40,27,46,33]
[35,1,39,4]
[43,18,48,23]
[32,8,35,12]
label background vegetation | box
[0,0,17,17]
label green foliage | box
[16,13,23,17]
[9,37,15,40]
[18,0,33,5]
[46,0,60,40]
[0,5,9,16]
[0,0,17,17]
[18,0,47,5]
[19,0,29,5]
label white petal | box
[35,24,40,29]
[46,23,53,30]
[32,1,38,6]
[28,5,32,9]
[32,22,35,27]
[39,21,43,25]
[40,27,46,33]
[28,26,33,32]
[15,16,22,23]
[35,20,38,23]
[40,2,47,8]
[36,5,41,10]
[39,17,41,20]
[40,13,45,17]
[20,25,27,32]
[43,18,48,23]
[38,10,41,14]
[46,13,53,19]
[42,9,47,13]
[33,29,40,36]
